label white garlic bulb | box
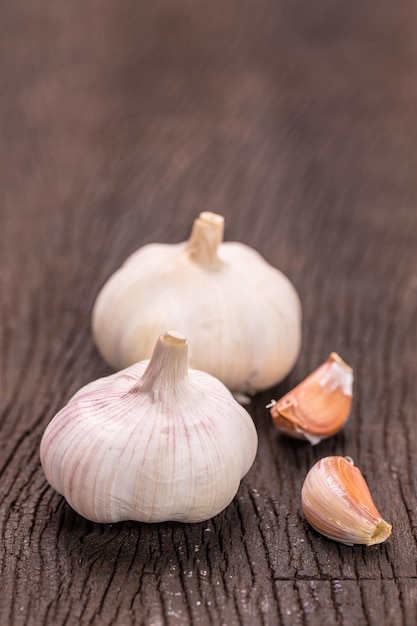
[40,331,258,524]
[92,212,302,395]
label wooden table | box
[1,1,417,624]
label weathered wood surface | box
[1,0,417,624]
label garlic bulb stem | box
[186,212,225,269]
[138,331,188,401]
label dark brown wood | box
[1,0,417,623]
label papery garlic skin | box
[269,353,353,444]
[40,331,258,524]
[302,456,392,546]
[92,212,301,394]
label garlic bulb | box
[92,212,302,394]
[40,331,258,524]
[302,456,392,546]
[268,353,353,445]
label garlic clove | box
[302,456,392,546]
[40,331,258,524]
[269,352,353,444]
[92,212,302,395]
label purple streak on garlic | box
[40,331,258,524]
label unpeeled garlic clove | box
[302,456,392,546]
[268,352,353,444]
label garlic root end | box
[367,519,392,546]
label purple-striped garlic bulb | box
[40,331,258,524]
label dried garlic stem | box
[186,212,225,269]
[138,331,188,400]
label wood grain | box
[1,0,417,624]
